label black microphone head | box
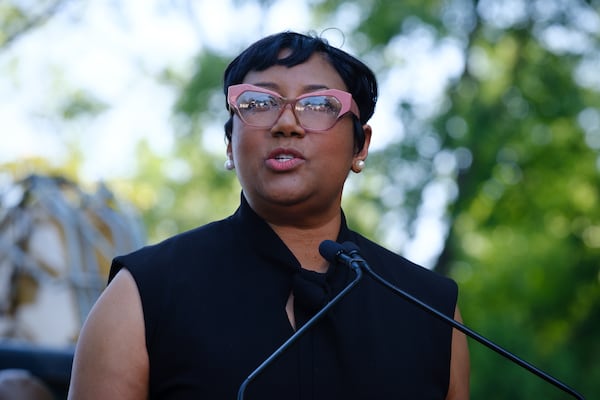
[319,240,345,263]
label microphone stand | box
[237,258,363,400]
[346,247,585,400]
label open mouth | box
[266,149,305,171]
[274,154,295,161]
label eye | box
[298,96,342,115]
[238,92,279,112]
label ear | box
[226,142,233,160]
[351,124,372,174]
[353,124,372,162]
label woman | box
[68,31,469,399]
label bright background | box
[1,0,464,266]
[1,1,599,398]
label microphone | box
[318,239,362,273]
[237,241,363,400]
[341,241,585,400]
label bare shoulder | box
[68,269,148,400]
[446,305,471,400]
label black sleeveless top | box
[109,195,458,399]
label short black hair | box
[223,31,378,152]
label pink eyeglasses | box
[227,84,360,131]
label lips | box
[266,148,305,171]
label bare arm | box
[446,306,470,400]
[68,269,149,400]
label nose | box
[270,104,305,137]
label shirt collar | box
[231,192,354,320]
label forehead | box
[242,53,348,93]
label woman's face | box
[227,52,371,223]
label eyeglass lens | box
[235,91,344,130]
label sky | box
[2,0,353,178]
[1,0,463,175]
[0,0,465,267]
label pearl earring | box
[353,159,365,172]
[224,159,235,170]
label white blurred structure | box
[0,174,145,346]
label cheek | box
[230,121,247,158]
[325,126,356,163]
[230,125,261,167]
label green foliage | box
[315,0,443,45]
[0,0,74,49]
[315,0,600,398]
[162,1,600,396]
[432,11,599,397]
[172,52,230,120]
[4,0,599,398]
[134,49,241,243]
[59,89,108,119]
[110,138,240,245]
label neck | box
[268,212,342,273]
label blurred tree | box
[151,0,598,397]
[2,0,598,398]
[117,50,242,242]
[0,0,76,49]
[307,0,599,398]
[433,7,600,398]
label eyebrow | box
[249,82,331,94]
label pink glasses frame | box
[227,83,361,127]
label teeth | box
[275,154,294,161]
